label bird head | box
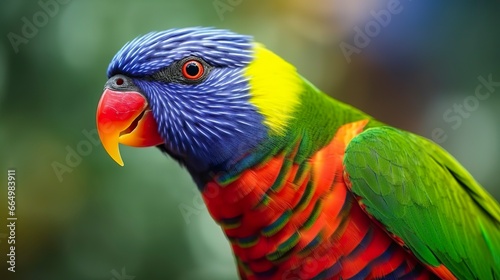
[96,27,303,174]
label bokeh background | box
[1,0,499,279]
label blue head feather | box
[107,27,268,176]
[108,27,254,77]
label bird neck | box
[210,80,379,185]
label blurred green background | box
[1,0,499,279]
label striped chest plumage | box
[202,120,435,280]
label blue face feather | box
[106,27,268,175]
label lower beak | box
[96,88,164,166]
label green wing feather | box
[343,126,500,279]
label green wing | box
[343,126,500,279]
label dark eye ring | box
[182,60,204,80]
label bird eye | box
[182,60,204,80]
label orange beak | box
[96,88,164,166]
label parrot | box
[95,27,500,280]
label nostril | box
[115,77,124,86]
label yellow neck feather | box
[244,43,303,136]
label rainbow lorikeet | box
[96,28,500,280]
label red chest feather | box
[201,120,435,280]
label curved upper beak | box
[96,88,164,166]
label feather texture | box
[203,120,436,279]
[344,127,500,279]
